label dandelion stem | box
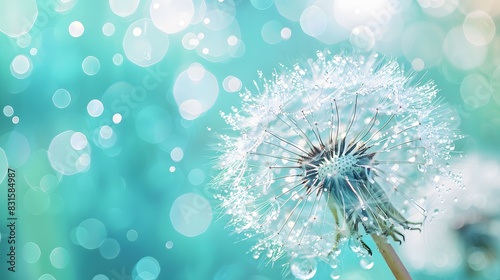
[371,234,412,280]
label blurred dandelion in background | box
[402,152,500,280]
[212,50,463,279]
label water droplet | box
[454,197,458,203]
[325,254,339,268]
[348,238,361,253]
[252,252,260,259]
[290,256,317,279]
[360,256,374,270]
[330,270,341,279]
[266,249,273,258]
[333,248,342,256]
[448,143,455,151]
[417,164,427,172]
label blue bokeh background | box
[1,0,500,279]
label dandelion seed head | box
[212,51,462,277]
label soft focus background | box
[0,0,499,279]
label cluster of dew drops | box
[283,236,375,280]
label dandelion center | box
[314,154,362,180]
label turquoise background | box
[1,1,500,280]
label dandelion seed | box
[212,51,462,279]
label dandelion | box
[212,51,462,279]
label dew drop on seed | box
[333,248,342,256]
[290,256,317,279]
[417,164,426,172]
[326,254,338,269]
[360,256,374,270]
[266,250,273,258]
[348,238,361,253]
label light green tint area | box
[22,242,41,263]
[0,0,38,37]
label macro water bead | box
[212,51,462,278]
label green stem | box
[371,234,412,280]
